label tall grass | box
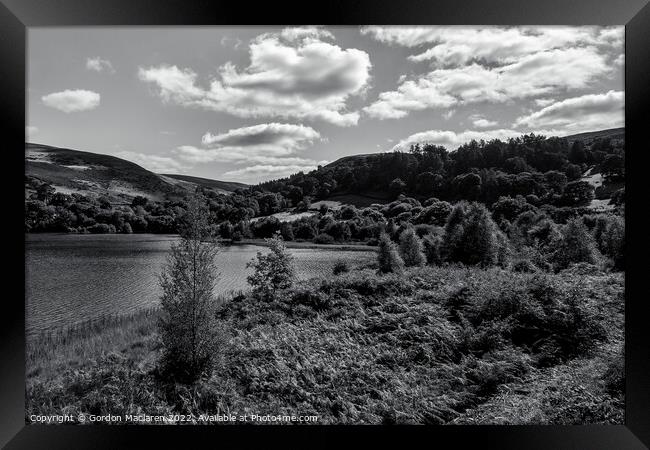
[27,308,161,381]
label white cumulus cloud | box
[360,26,623,67]
[86,57,115,73]
[393,128,522,151]
[469,115,498,128]
[364,47,611,120]
[175,122,324,182]
[139,27,371,126]
[42,89,100,113]
[515,90,624,133]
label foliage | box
[27,265,624,425]
[550,218,598,271]
[332,260,350,275]
[158,196,222,383]
[377,232,404,273]
[444,202,506,267]
[246,234,295,300]
[398,227,426,267]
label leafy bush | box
[377,232,404,274]
[422,233,444,265]
[313,233,335,244]
[550,218,598,271]
[398,227,426,267]
[332,260,350,275]
[246,234,295,300]
[444,202,505,267]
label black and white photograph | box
[24,25,626,426]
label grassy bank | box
[26,265,623,424]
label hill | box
[309,128,625,207]
[160,174,247,194]
[563,128,624,145]
[25,143,243,202]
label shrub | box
[280,222,294,241]
[398,227,426,267]
[332,260,350,275]
[246,234,295,300]
[414,201,452,226]
[87,223,114,234]
[593,215,624,270]
[550,218,598,271]
[422,233,444,265]
[444,202,504,267]
[313,233,335,244]
[377,232,404,273]
[602,349,624,396]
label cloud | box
[26,126,38,138]
[175,122,321,163]
[360,26,623,67]
[515,90,624,133]
[174,122,323,182]
[534,98,555,107]
[469,115,498,128]
[114,151,188,173]
[393,128,522,151]
[364,47,610,120]
[201,122,320,150]
[139,27,371,126]
[220,36,243,49]
[86,57,115,73]
[42,89,100,113]
[223,162,327,182]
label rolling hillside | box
[25,143,244,202]
[563,127,624,145]
[160,174,247,195]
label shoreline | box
[25,232,378,251]
[232,238,376,251]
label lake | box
[25,234,376,334]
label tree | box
[453,173,482,200]
[422,233,444,265]
[601,154,624,181]
[377,232,404,273]
[444,202,503,267]
[551,218,598,270]
[398,227,426,267]
[569,140,587,164]
[247,233,295,300]
[280,221,294,241]
[389,178,407,198]
[158,196,221,383]
[561,181,595,206]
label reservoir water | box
[25,234,375,333]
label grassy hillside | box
[26,265,623,424]
[26,143,245,202]
[160,174,247,194]
[26,143,184,202]
[563,128,624,145]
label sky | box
[27,26,624,183]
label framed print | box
[1,0,649,448]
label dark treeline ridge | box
[25,133,624,257]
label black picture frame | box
[2,0,649,448]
